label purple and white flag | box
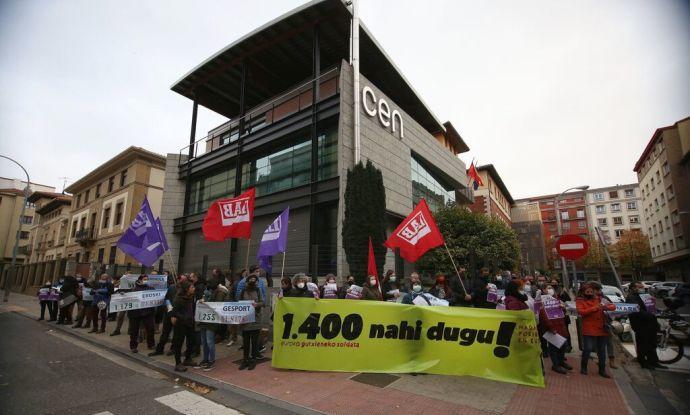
[116,197,166,266]
[256,207,289,273]
[155,217,169,251]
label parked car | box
[602,285,626,303]
[642,280,662,289]
[651,282,683,298]
[669,283,690,304]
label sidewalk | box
[2,293,631,415]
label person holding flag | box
[362,237,382,301]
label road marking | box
[155,391,243,414]
[92,412,115,415]
[559,243,584,250]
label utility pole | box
[350,0,361,164]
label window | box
[71,220,78,237]
[97,248,105,263]
[655,170,661,184]
[562,222,571,231]
[664,216,670,228]
[667,185,674,199]
[120,169,127,187]
[20,215,33,224]
[611,203,621,212]
[677,236,685,249]
[548,224,557,233]
[615,229,624,238]
[19,231,29,239]
[576,209,585,218]
[625,188,635,198]
[95,183,101,198]
[629,216,640,224]
[627,201,637,210]
[652,246,656,256]
[613,217,623,226]
[660,193,665,206]
[662,242,667,253]
[411,156,456,212]
[609,191,619,199]
[79,216,85,231]
[187,167,237,215]
[595,205,606,214]
[671,210,680,224]
[654,198,659,209]
[578,220,586,229]
[598,218,607,226]
[115,202,123,226]
[76,194,82,207]
[669,239,675,250]
[593,192,604,201]
[662,162,670,175]
[561,211,569,220]
[108,176,115,192]
[102,206,111,229]
[658,220,663,234]
[108,246,117,264]
[220,129,239,146]
[653,224,658,235]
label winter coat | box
[471,283,497,309]
[626,292,658,333]
[60,276,78,298]
[538,307,569,338]
[576,296,614,337]
[504,295,529,311]
[285,286,314,298]
[429,284,453,302]
[235,277,267,301]
[382,280,402,301]
[402,291,431,305]
[198,285,230,331]
[93,282,114,305]
[127,284,155,319]
[362,284,383,301]
[171,295,195,328]
[239,287,264,331]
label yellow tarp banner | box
[271,298,544,387]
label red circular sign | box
[555,234,589,260]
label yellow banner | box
[271,298,544,387]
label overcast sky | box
[1,0,688,199]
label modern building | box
[26,191,73,263]
[64,146,166,266]
[634,116,690,280]
[585,184,645,244]
[0,178,55,266]
[511,201,547,274]
[468,164,514,225]
[162,0,472,278]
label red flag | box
[384,199,445,263]
[202,188,255,241]
[467,162,483,190]
[367,237,382,294]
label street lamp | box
[555,185,589,290]
[0,155,32,302]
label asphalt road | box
[0,312,241,415]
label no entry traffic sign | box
[555,234,589,260]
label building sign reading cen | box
[362,86,404,139]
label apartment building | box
[634,116,690,280]
[64,147,166,266]
[0,178,55,265]
[511,201,547,274]
[468,164,514,225]
[27,191,72,262]
[585,184,645,244]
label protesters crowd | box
[35,265,666,377]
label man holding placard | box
[626,282,665,370]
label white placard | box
[109,290,166,312]
[194,301,256,324]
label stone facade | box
[160,153,188,273]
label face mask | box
[142,280,148,285]
[297,282,305,289]
[327,280,335,285]
[413,284,422,293]
[389,276,396,282]
[524,285,531,293]
[496,276,502,281]
[370,279,377,285]
[519,290,525,295]
[547,289,555,296]
[347,280,355,286]
[100,279,107,284]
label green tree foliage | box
[342,160,387,283]
[416,205,521,277]
[581,236,608,271]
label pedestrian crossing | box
[91,391,243,415]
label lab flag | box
[467,162,483,190]
[256,207,290,273]
[202,188,255,241]
[384,199,444,263]
[116,197,166,267]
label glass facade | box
[187,167,237,215]
[411,156,456,212]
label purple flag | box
[257,208,289,273]
[155,217,169,251]
[116,197,166,266]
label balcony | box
[75,228,96,247]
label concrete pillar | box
[160,153,188,273]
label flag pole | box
[245,238,251,270]
[165,250,178,284]
[444,242,467,295]
[281,252,286,279]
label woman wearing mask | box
[362,275,383,301]
[37,281,56,321]
[382,270,401,302]
[90,274,114,333]
[550,278,572,352]
[128,275,156,353]
[429,273,453,303]
[402,280,429,305]
[238,275,264,370]
[338,275,356,299]
[576,282,616,378]
[196,277,229,371]
[504,280,529,311]
[320,274,339,299]
[285,274,314,298]
[171,280,196,371]
[538,284,572,374]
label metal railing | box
[179,67,341,165]
[75,228,96,245]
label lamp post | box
[555,185,589,290]
[1,155,32,302]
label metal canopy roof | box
[171,0,445,135]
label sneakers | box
[248,360,256,370]
[110,330,121,336]
[598,369,611,378]
[203,362,215,371]
[252,354,264,361]
[193,361,208,369]
[226,340,235,347]
[182,358,197,367]
[552,366,568,375]
[259,345,267,353]
[131,348,138,354]
[561,362,573,371]
[239,360,249,370]
[148,350,164,357]
[174,364,187,372]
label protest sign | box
[109,290,166,313]
[607,303,640,317]
[487,287,498,303]
[322,284,338,299]
[194,301,256,324]
[37,288,59,301]
[345,285,363,299]
[639,294,657,314]
[118,274,167,290]
[82,287,93,302]
[541,295,564,320]
[272,298,543,387]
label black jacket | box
[285,286,313,298]
[127,284,155,318]
[626,292,658,332]
[60,276,78,298]
[171,295,195,328]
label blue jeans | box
[582,335,607,370]
[201,328,216,363]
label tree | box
[581,236,608,275]
[342,160,387,283]
[611,230,652,279]
[416,205,521,278]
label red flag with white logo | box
[384,199,444,263]
[202,188,255,241]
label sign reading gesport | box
[194,301,256,324]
